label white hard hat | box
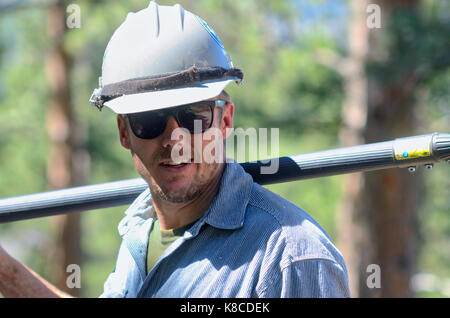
[90,1,243,114]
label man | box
[0,1,350,297]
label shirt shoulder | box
[246,183,350,297]
[246,182,344,265]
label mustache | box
[152,148,173,163]
[153,145,197,163]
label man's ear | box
[220,102,234,139]
[117,115,131,150]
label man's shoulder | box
[245,182,342,264]
[246,182,326,235]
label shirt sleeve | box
[280,258,351,298]
[99,240,141,298]
[99,189,152,298]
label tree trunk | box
[336,0,369,297]
[45,1,87,297]
[337,0,422,297]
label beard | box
[148,176,204,203]
[148,161,222,203]
[134,135,223,203]
[149,146,222,203]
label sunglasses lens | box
[128,110,167,139]
[126,101,216,139]
[177,103,213,134]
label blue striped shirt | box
[100,161,350,297]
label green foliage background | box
[0,0,448,297]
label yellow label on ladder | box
[393,136,431,160]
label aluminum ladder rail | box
[0,132,448,223]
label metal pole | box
[0,132,448,223]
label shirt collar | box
[119,159,254,236]
[199,159,254,231]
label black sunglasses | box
[125,100,226,139]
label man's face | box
[117,101,234,203]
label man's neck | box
[151,164,225,230]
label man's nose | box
[161,116,182,148]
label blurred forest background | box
[0,0,448,297]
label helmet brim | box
[103,78,238,114]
